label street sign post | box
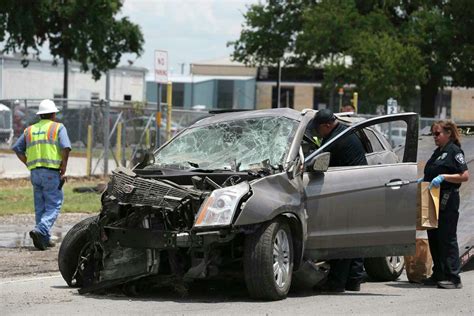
[154,50,168,148]
[154,50,168,84]
[387,98,398,114]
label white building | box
[0,55,147,102]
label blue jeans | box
[30,168,63,241]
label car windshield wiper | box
[188,167,236,173]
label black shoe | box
[421,276,439,286]
[437,281,463,289]
[313,282,345,293]
[345,282,361,292]
[47,240,56,247]
[29,230,47,251]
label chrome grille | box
[111,169,189,208]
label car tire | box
[244,219,293,300]
[58,216,97,287]
[364,256,405,281]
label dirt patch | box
[0,213,91,279]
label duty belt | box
[441,187,459,193]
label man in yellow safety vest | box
[12,99,71,250]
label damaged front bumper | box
[77,167,252,294]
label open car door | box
[303,113,418,260]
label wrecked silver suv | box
[59,108,419,300]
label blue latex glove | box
[417,177,424,183]
[429,175,445,189]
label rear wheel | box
[58,216,97,287]
[244,219,293,300]
[364,256,405,281]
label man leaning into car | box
[311,108,368,293]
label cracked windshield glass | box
[154,116,298,171]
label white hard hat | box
[36,99,59,115]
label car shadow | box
[385,281,426,289]
[51,285,73,289]
[66,279,398,303]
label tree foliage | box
[231,0,474,116]
[0,0,144,80]
[230,0,309,66]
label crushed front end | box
[77,167,253,294]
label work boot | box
[437,281,463,289]
[421,276,439,286]
[345,282,361,292]
[313,281,345,293]
[29,230,47,251]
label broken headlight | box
[194,181,250,227]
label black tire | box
[58,215,98,287]
[364,256,405,281]
[244,219,294,300]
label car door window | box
[305,113,417,166]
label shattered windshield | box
[154,116,298,171]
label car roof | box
[191,108,303,127]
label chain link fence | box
[1,99,470,176]
[0,98,210,175]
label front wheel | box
[58,216,97,287]
[364,256,405,281]
[244,219,293,300]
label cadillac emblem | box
[123,184,135,194]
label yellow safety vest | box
[24,120,63,170]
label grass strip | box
[0,181,101,216]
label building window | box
[272,86,294,108]
[124,94,132,101]
[172,83,185,108]
[217,80,234,109]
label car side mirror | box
[309,152,330,172]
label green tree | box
[230,1,310,107]
[230,0,307,66]
[232,0,474,116]
[0,0,144,104]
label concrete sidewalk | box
[0,152,117,178]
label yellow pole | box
[86,125,92,176]
[116,122,122,167]
[167,82,173,141]
[353,92,358,113]
[145,128,150,149]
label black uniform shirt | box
[424,140,468,190]
[321,123,368,167]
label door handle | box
[385,179,410,187]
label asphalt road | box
[1,270,473,315]
[1,136,472,315]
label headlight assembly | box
[194,182,250,228]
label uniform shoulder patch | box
[455,153,466,165]
[437,152,448,160]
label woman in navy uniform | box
[423,120,469,289]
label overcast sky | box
[120,0,259,76]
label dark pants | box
[427,190,461,284]
[327,258,364,288]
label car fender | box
[234,172,307,269]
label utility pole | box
[276,59,282,108]
[103,71,110,176]
[63,58,68,110]
[156,83,162,148]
